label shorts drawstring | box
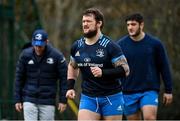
[95,97,99,112]
[106,96,112,105]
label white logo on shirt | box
[47,58,54,64]
[60,57,66,63]
[96,49,104,57]
[28,60,34,64]
[75,51,80,56]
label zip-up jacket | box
[14,44,67,105]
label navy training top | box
[117,34,172,94]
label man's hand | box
[58,103,67,113]
[90,66,102,77]
[163,93,173,106]
[66,89,76,99]
[15,103,23,112]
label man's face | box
[82,14,98,38]
[34,45,46,56]
[126,20,143,37]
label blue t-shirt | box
[71,34,125,97]
[117,34,172,94]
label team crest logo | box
[96,49,104,57]
[47,58,54,64]
[35,34,42,40]
[60,57,66,63]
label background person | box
[14,29,68,121]
[117,13,173,120]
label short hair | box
[82,8,104,29]
[125,13,144,23]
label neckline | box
[129,34,146,43]
[84,34,103,46]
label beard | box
[131,27,141,37]
[83,28,98,38]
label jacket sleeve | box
[57,54,68,103]
[14,51,26,103]
[156,42,173,93]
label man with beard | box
[117,13,173,120]
[66,8,129,120]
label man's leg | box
[123,93,142,120]
[38,104,55,121]
[78,109,101,120]
[126,111,141,120]
[103,115,122,120]
[23,102,38,121]
[140,91,158,120]
[78,93,101,120]
[102,92,124,120]
[141,105,157,120]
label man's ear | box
[97,21,102,28]
[140,22,144,30]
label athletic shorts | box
[123,90,158,116]
[79,92,124,116]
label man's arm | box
[113,55,130,77]
[57,55,68,104]
[14,52,26,112]
[68,60,79,82]
[156,41,173,105]
[91,55,130,78]
[66,60,79,99]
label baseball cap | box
[31,29,48,46]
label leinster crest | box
[96,49,104,57]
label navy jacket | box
[14,44,68,105]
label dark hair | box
[125,13,144,23]
[82,8,104,29]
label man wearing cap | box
[14,29,68,120]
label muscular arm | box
[68,60,79,80]
[66,60,79,99]
[113,55,130,77]
[91,55,130,78]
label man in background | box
[14,29,68,120]
[117,13,173,120]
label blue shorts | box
[79,92,124,116]
[123,90,158,116]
